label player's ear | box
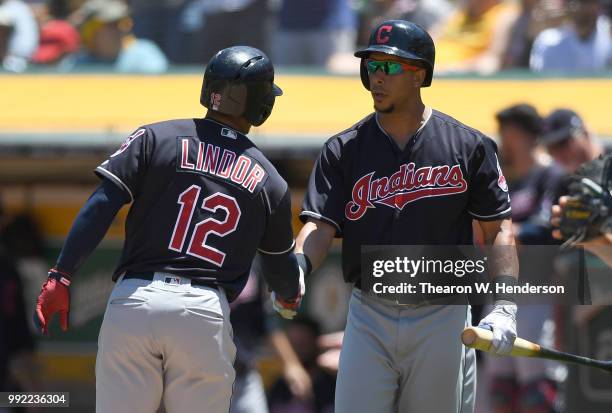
[413,69,426,88]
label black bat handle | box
[540,346,612,374]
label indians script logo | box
[345,163,468,221]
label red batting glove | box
[35,268,71,335]
[271,293,303,319]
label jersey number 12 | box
[168,185,241,266]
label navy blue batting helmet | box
[201,46,282,127]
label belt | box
[355,286,464,308]
[356,287,428,308]
[123,272,217,289]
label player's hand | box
[551,196,567,240]
[271,293,301,319]
[34,269,71,335]
[271,267,305,320]
[552,196,612,246]
[477,303,517,355]
[317,348,342,373]
[283,362,313,401]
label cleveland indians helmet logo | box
[376,25,392,44]
[345,163,468,221]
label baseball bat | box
[462,326,612,374]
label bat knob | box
[461,326,495,352]
[461,327,478,346]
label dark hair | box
[496,104,542,137]
[47,0,71,19]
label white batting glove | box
[477,303,517,355]
[272,267,305,320]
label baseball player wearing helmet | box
[295,20,519,412]
[34,46,308,413]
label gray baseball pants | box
[96,273,236,413]
[335,288,476,413]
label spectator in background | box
[530,0,611,72]
[182,0,271,65]
[0,200,8,398]
[357,0,453,40]
[23,0,48,28]
[0,0,38,72]
[74,0,168,73]
[539,108,610,173]
[502,0,567,68]
[0,205,40,405]
[229,268,313,413]
[431,0,519,74]
[388,0,454,30]
[273,0,357,67]
[0,10,11,63]
[502,0,541,68]
[0,322,6,412]
[128,0,189,63]
[496,104,565,243]
[268,317,336,413]
[31,0,80,66]
[482,104,564,413]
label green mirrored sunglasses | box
[365,59,421,75]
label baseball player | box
[294,20,519,412]
[33,46,308,413]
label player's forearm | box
[269,330,314,399]
[478,218,519,281]
[318,331,344,350]
[269,330,303,368]
[295,220,335,272]
[56,180,128,274]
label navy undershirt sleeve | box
[258,250,301,300]
[56,178,130,275]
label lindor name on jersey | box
[176,138,267,193]
[345,162,467,220]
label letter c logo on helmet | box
[200,46,282,127]
[376,25,393,44]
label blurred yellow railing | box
[1,74,611,137]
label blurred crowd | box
[476,104,611,413]
[0,0,611,73]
